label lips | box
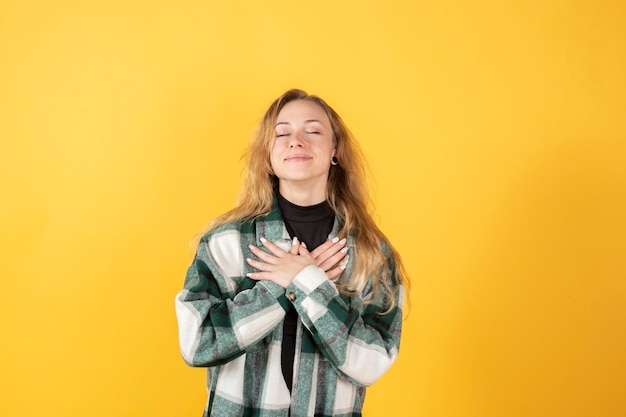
[284,154,312,161]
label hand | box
[246,237,315,288]
[309,237,348,280]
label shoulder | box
[199,220,249,246]
[198,212,276,245]
[379,236,395,259]
[197,201,284,249]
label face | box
[270,99,336,192]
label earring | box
[331,156,338,166]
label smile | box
[284,155,313,162]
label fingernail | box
[302,242,307,248]
[293,237,298,246]
[331,237,339,243]
[339,238,347,245]
[340,265,346,270]
[341,247,348,253]
[260,237,267,243]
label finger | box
[246,271,273,281]
[260,237,288,257]
[298,241,310,256]
[246,257,273,272]
[315,239,347,269]
[325,264,347,281]
[318,248,348,271]
[313,237,346,262]
[248,245,278,264]
[289,237,299,255]
[309,239,334,258]
[296,243,318,265]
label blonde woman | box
[175,89,408,417]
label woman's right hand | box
[308,237,348,280]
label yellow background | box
[1,1,625,416]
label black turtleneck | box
[277,193,334,392]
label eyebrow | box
[275,119,325,127]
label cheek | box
[318,140,335,157]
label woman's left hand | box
[246,237,315,288]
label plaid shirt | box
[175,202,404,417]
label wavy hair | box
[207,89,408,312]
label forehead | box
[276,100,330,124]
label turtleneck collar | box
[277,193,333,223]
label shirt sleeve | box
[286,257,404,387]
[175,233,289,367]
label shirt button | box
[288,292,296,301]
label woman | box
[175,88,408,417]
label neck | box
[278,180,327,206]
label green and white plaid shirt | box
[175,202,404,417]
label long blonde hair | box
[207,89,408,312]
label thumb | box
[290,237,300,255]
[298,241,310,256]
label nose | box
[288,131,306,148]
